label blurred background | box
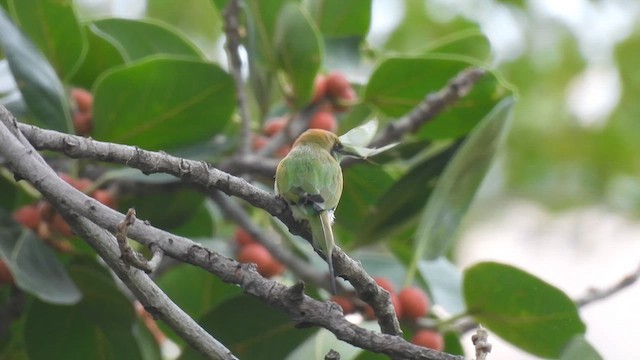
[64,0,640,358]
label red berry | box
[237,243,283,278]
[411,330,444,351]
[235,227,257,246]
[0,260,14,285]
[325,72,351,98]
[263,117,288,137]
[331,295,355,315]
[252,135,269,150]
[311,74,328,103]
[73,178,93,192]
[51,213,73,237]
[398,287,430,320]
[275,145,291,157]
[92,189,117,209]
[333,87,357,113]
[73,111,93,136]
[374,277,396,294]
[309,111,337,133]
[363,304,375,320]
[71,88,93,113]
[13,204,40,230]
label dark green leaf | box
[416,98,513,260]
[8,0,86,80]
[274,3,323,108]
[463,262,585,358]
[306,0,371,37]
[119,188,204,230]
[287,322,379,359]
[0,7,72,132]
[443,331,464,356]
[24,264,143,360]
[423,29,491,64]
[559,335,603,360]
[180,294,314,360]
[92,57,235,150]
[133,320,162,360]
[0,208,81,305]
[91,18,203,62]
[69,23,125,89]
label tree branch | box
[575,261,640,307]
[14,118,402,336]
[0,107,462,359]
[223,0,252,156]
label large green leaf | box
[69,23,125,89]
[306,0,372,37]
[91,18,203,62]
[118,188,205,230]
[180,295,315,360]
[0,208,81,305]
[415,98,513,260]
[463,262,585,358]
[8,0,86,80]
[0,7,72,132]
[422,29,491,64]
[92,57,235,150]
[274,3,323,108]
[24,264,143,360]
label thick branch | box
[15,120,402,335]
[0,108,460,359]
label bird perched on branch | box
[275,129,355,294]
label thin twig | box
[472,325,491,360]
[575,262,640,307]
[116,208,153,273]
[223,0,252,156]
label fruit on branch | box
[237,243,285,278]
[324,72,357,112]
[309,111,337,133]
[411,329,444,351]
[12,204,40,230]
[398,287,430,320]
[331,295,356,315]
[234,227,257,247]
[70,88,93,136]
[263,116,288,137]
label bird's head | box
[292,129,361,158]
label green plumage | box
[275,129,344,294]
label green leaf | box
[245,0,288,67]
[422,29,491,64]
[463,262,585,358]
[306,0,372,37]
[286,322,379,360]
[559,335,603,360]
[8,0,86,80]
[91,18,203,62]
[0,7,72,132]
[157,264,241,346]
[119,188,205,230]
[69,23,125,89]
[24,264,143,360]
[0,208,81,305]
[416,98,513,260]
[274,3,323,108]
[180,295,314,360]
[92,57,235,150]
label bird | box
[275,129,351,294]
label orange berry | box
[0,260,14,285]
[325,72,351,98]
[92,189,117,209]
[311,74,328,103]
[73,111,93,136]
[73,178,93,192]
[398,287,430,320]
[13,204,40,230]
[71,88,93,113]
[411,330,444,351]
[332,87,357,113]
[374,277,396,294]
[263,117,288,137]
[275,145,291,157]
[252,135,269,150]
[309,111,337,133]
[237,243,282,278]
[51,213,73,238]
[331,295,355,315]
[235,227,257,246]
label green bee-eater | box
[275,129,352,294]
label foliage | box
[0,0,611,359]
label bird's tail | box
[315,211,337,294]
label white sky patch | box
[566,66,621,129]
[367,0,405,48]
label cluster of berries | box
[331,277,444,351]
[253,71,356,157]
[234,227,285,278]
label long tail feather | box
[319,211,336,294]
